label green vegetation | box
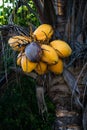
[0,0,40,26]
[0,75,55,130]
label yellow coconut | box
[48,58,63,74]
[21,54,37,73]
[41,44,58,64]
[17,52,23,66]
[35,61,47,75]
[33,24,54,41]
[8,35,31,51]
[50,40,72,58]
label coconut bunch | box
[8,24,72,75]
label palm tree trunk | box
[47,68,83,129]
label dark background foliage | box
[0,75,55,130]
